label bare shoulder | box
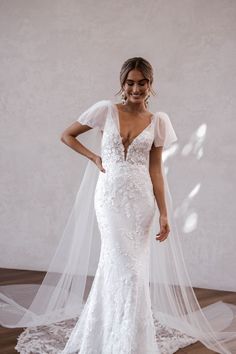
[115,103,124,112]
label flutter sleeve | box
[76,100,110,130]
[153,112,178,148]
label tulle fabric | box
[0,99,236,353]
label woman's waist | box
[98,163,153,187]
[102,161,149,174]
[96,166,155,202]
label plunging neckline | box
[112,103,155,160]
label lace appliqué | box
[101,111,154,167]
[153,316,198,353]
[15,314,198,354]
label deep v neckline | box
[112,103,155,143]
[111,103,155,161]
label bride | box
[1,57,236,353]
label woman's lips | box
[131,94,142,98]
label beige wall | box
[0,0,236,291]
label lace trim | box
[15,315,197,354]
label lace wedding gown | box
[2,100,236,353]
[60,101,199,354]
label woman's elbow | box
[60,131,69,143]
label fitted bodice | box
[101,105,155,169]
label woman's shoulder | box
[91,99,112,107]
[82,100,113,114]
[155,111,171,122]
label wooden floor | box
[0,268,235,354]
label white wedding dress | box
[59,101,197,353]
[1,100,236,354]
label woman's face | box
[123,69,150,104]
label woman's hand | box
[92,155,106,173]
[156,215,170,242]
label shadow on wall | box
[164,123,207,234]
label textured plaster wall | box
[0,0,236,291]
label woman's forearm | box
[61,134,97,162]
[149,171,168,217]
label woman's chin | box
[128,96,144,104]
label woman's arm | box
[61,122,105,172]
[149,144,170,242]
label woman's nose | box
[132,83,140,92]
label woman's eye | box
[126,81,146,86]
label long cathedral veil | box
[0,100,236,354]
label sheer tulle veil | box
[0,99,236,353]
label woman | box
[1,57,236,353]
[60,59,184,353]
